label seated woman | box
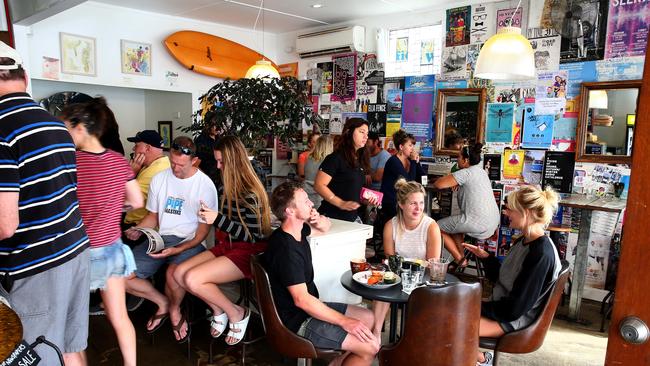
[303,134,333,209]
[297,130,321,180]
[463,185,562,365]
[174,136,272,346]
[433,143,500,268]
[371,178,441,339]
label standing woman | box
[174,135,272,346]
[297,130,321,180]
[434,143,500,268]
[463,186,562,365]
[303,134,333,209]
[380,129,426,220]
[61,98,143,366]
[315,118,379,222]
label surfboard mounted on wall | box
[164,30,278,80]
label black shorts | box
[298,302,348,350]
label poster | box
[486,103,515,143]
[551,116,577,152]
[493,85,522,105]
[470,3,495,44]
[402,91,434,141]
[497,7,523,31]
[446,6,471,47]
[522,150,545,185]
[318,62,333,94]
[405,75,435,91]
[441,45,468,80]
[502,149,525,179]
[560,61,598,112]
[529,34,561,72]
[483,153,502,180]
[604,0,650,59]
[396,37,409,61]
[387,89,403,113]
[42,56,60,80]
[542,151,575,193]
[466,43,482,77]
[535,70,568,114]
[332,53,357,102]
[420,40,435,65]
[367,103,387,136]
[329,114,343,134]
[306,67,322,96]
[521,104,554,149]
[278,62,298,78]
[595,56,645,81]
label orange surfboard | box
[164,30,278,79]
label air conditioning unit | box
[296,26,365,58]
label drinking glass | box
[401,270,418,295]
[427,258,450,286]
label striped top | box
[76,150,134,248]
[0,93,89,283]
[215,186,266,243]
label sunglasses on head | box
[172,143,194,156]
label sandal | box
[146,312,169,334]
[448,258,468,273]
[210,312,229,338]
[225,308,251,346]
[171,314,191,344]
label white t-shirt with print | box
[147,168,218,239]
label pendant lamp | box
[246,0,279,79]
[473,0,535,80]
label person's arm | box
[314,170,360,211]
[425,221,442,260]
[149,222,211,258]
[124,211,159,240]
[382,219,396,256]
[201,195,263,242]
[433,174,458,189]
[297,158,307,180]
[123,179,144,211]
[463,242,501,282]
[0,192,18,240]
[308,209,331,235]
[288,283,373,343]
[371,167,385,183]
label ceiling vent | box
[296,26,365,58]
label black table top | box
[340,271,459,303]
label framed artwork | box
[121,40,151,76]
[60,33,96,76]
[626,126,634,156]
[158,121,172,149]
[627,114,636,126]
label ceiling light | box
[311,4,323,8]
[246,0,279,79]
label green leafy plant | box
[184,76,322,149]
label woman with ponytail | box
[463,185,562,365]
[433,142,500,268]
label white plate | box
[352,271,401,289]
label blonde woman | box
[372,178,441,339]
[174,136,272,345]
[297,130,321,180]
[303,134,333,208]
[463,185,562,365]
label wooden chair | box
[379,281,482,366]
[479,260,570,365]
[250,254,342,365]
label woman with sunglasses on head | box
[173,135,271,346]
[433,143,500,269]
[61,98,143,366]
[315,118,379,222]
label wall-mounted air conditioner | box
[296,26,365,58]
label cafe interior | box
[1,0,649,365]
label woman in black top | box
[315,118,379,222]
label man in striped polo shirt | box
[0,42,90,365]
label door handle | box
[619,316,649,345]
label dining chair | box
[379,281,482,366]
[250,254,342,365]
[479,260,570,365]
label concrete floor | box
[87,283,609,366]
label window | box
[384,24,442,77]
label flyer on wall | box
[446,6,471,47]
[405,75,435,91]
[387,89,403,113]
[595,56,645,81]
[367,103,387,136]
[604,0,650,59]
[528,34,561,72]
[486,103,515,143]
[521,104,554,149]
[551,116,577,152]
[331,53,357,102]
[535,70,568,114]
[502,149,525,179]
[441,45,469,80]
[318,62,333,94]
[542,151,575,194]
[402,91,434,141]
[470,3,495,44]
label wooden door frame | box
[605,47,650,363]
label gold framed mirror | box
[434,88,486,156]
[576,80,641,164]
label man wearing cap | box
[0,42,90,365]
[124,136,217,342]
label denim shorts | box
[297,302,348,350]
[90,239,137,291]
[132,235,205,278]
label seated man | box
[124,136,217,342]
[263,181,379,366]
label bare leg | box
[124,275,169,331]
[101,277,136,366]
[371,301,390,341]
[477,316,505,362]
[63,351,87,366]
[442,231,464,262]
[325,305,378,366]
[166,263,189,341]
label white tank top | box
[391,215,435,261]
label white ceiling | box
[92,0,452,33]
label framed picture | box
[626,126,634,156]
[60,33,96,76]
[627,114,636,126]
[158,121,172,149]
[121,40,152,76]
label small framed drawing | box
[60,33,96,76]
[158,121,172,149]
[121,40,152,76]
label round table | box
[340,271,458,342]
[0,302,23,361]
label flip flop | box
[146,312,169,334]
[210,312,229,338]
[172,314,191,344]
[225,308,250,346]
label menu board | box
[542,151,575,193]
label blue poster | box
[405,75,435,91]
[387,89,403,113]
[596,56,645,81]
[486,103,515,143]
[521,104,554,149]
[560,61,597,99]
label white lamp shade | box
[588,90,608,109]
[474,27,535,80]
[245,60,280,79]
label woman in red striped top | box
[61,98,143,366]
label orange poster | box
[278,62,298,78]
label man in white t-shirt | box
[124,136,217,341]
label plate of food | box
[352,270,401,289]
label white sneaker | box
[477,351,493,366]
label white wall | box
[144,89,193,139]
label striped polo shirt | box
[0,92,89,284]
